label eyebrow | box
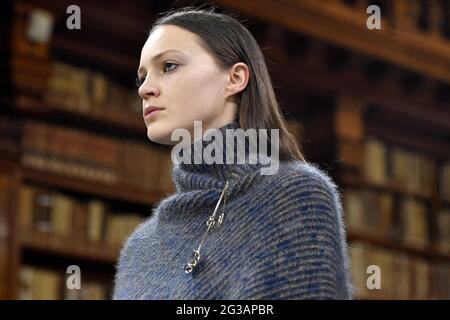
[137,49,186,76]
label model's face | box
[137,25,233,145]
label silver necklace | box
[184,180,229,273]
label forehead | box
[141,25,202,58]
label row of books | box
[0,172,11,299]
[9,1,52,95]
[22,120,175,194]
[19,265,111,300]
[18,184,145,247]
[351,241,450,299]
[45,61,141,115]
[344,189,450,252]
[437,209,450,253]
[441,162,450,202]
[9,3,139,110]
[364,137,437,196]
[0,116,21,159]
[344,190,394,239]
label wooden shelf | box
[14,94,146,138]
[347,231,450,263]
[24,0,151,76]
[3,0,448,300]
[20,232,119,264]
[21,166,164,207]
[365,120,450,159]
[340,175,436,203]
[51,36,138,75]
[217,0,450,84]
[0,158,165,207]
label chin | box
[146,126,171,145]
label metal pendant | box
[184,250,201,273]
[207,212,225,230]
[184,181,229,274]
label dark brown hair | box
[149,5,305,162]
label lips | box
[144,106,164,118]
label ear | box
[225,62,250,98]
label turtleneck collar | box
[171,121,271,197]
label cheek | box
[168,67,224,116]
[155,66,225,143]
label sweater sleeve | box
[239,163,353,300]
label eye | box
[135,76,145,88]
[163,62,178,73]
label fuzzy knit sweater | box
[113,122,353,300]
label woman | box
[113,6,353,300]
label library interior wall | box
[0,0,449,300]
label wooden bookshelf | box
[20,232,119,264]
[334,96,450,299]
[1,0,449,300]
[21,166,163,207]
[348,231,450,263]
[217,0,450,83]
[0,159,166,207]
[14,94,146,137]
[51,36,138,73]
[0,0,179,298]
[341,176,437,205]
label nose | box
[138,77,160,99]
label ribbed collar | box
[171,122,271,197]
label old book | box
[334,96,363,141]
[91,72,108,107]
[344,190,365,234]
[400,198,429,249]
[0,173,11,299]
[437,209,450,254]
[441,162,450,202]
[79,281,107,300]
[378,192,394,239]
[349,241,370,299]
[11,57,50,94]
[394,253,411,299]
[72,201,87,250]
[411,257,430,299]
[33,187,54,234]
[337,139,364,169]
[430,262,450,299]
[17,185,35,232]
[39,268,61,300]
[391,147,408,190]
[364,138,388,186]
[86,200,106,243]
[19,265,34,300]
[21,266,62,300]
[50,194,73,237]
[374,247,395,298]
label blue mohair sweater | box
[113,122,353,299]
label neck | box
[171,121,272,196]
